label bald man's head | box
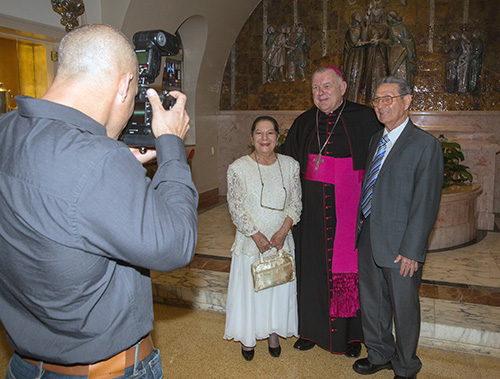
[57,24,138,85]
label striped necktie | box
[361,135,390,218]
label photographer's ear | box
[117,72,136,103]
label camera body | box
[120,30,180,149]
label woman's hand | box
[270,228,287,250]
[270,217,293,250]
[251,231,272,253]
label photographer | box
[0,24,197,379]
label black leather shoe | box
[268,345,281,357]
[353,357,392,375]
[293,338,315,351]
[345,342,362,358]
[394,375,416,379]
[241,347,254,361]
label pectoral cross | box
[313,154,324,170]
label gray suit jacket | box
[356,120,443,268]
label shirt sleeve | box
[284,158,302,225]
[226,162,259,237]
[75,134,198,272]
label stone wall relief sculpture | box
[456,26,473,93]
[442,26,483,93]
[264,23,310,83]
[361,2,389,104]
[343,1,415,105]
[387,10,416,89]
[442,32,461,93]
[343,11,367,103]
[468,30,483,92]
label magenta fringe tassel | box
[329,272,360,318]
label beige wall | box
[118,0,261,194]
[1,0,262,195]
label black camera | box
[120,30,180,150]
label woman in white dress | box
[224,116,302,361]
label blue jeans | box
[6,349,163,379]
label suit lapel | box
[378,121,415,177]
[360,129,384,191]
[367,129,384,163]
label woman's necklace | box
[314,101,346,170]
[254,152,287,211]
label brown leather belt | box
[24,334,154,379]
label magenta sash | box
[304,154,364,318]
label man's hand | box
[129,147,157,164]
[394,254,419,277]
[146,89,190,139]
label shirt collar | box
[16,96,108,137]
[383,117,409,144]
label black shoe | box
[241,347,254,361]
[345,342,362,358]
[394,375,416,379]
[268,345,281,357]
[353,357,392,375]
[293,338,315,351]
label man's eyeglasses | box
[371,95,405,107]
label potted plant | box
[440,136,473,189]
[429,136,482,250]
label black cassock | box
[280,100,382,353]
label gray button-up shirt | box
[0,96,198,365]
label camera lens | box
[156,32,167,47]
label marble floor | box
[2,303,500,379]
[1,201,500,378]
[152,200,500,357]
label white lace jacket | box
[226,154,302,256]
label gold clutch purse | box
[251,248,295,292]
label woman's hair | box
[250,116,280,135]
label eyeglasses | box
[371,95,405,107]
[256,155,287,211]
[260,185,287,211]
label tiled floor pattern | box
[152,202,500,356]
[2,203,500,377]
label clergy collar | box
[318,100,345,116]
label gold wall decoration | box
[51,0,85,33]
[220,0,500,112]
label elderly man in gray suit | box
[353,76,443,379]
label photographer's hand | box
[146,89,190,140]
[129,147,157,164]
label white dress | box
[223,154,302,347]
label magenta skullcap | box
[323,65,343,79]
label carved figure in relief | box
[457,28,472,93]
[443,32,461,93]
[344,11,367,102]
[361,4,389,104]
[387,11,416,89]
[468,30,483,92]
[291,23,310,82]
[264,25,293,82]
[286,24,297,81]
